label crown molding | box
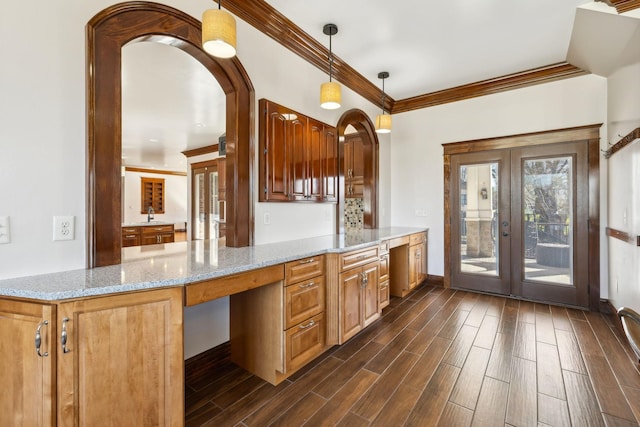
[609,0,640,13]
[393,62,588,113]
[222,1,588,113]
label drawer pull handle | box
[299,282,315,289]
[357,255,366,260]
[299,320,316,329]
[299,258,314,264]
[61,317,70,354]
[35,320,49,357]
[125,235,137,238]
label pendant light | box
[375,72,392,134]
[320,23,341,110]
[202,0,237,59]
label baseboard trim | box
[427,274,444,287]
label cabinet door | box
[260,99,290,201]
[340,269,363,342]
[57,288,184,427]
[289,117,308,200]
[362,263,380,327]
[322,126,338,202]
[351,135,365,181]
[307,119,324,201]
[0,299,55,427]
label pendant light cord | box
[381,78,386,114]
[329,33,333,83]
[218,0,221,10]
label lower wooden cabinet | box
[338,261,379,343]
[230,256,327,385]
[390,231,428,297]
[0,299,55,427]
[122,224,175,247]
[0,288,184,427]
[379,280,390,310]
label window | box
[140,177,165,214]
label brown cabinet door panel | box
[56,288,184,426]
[285,277,325,329]
[340,270,363,342]
[285,313,326,373]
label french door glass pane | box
[194,173,205,240]
[459,163,499,276]
[523,157,573,285]
[209,172,219,240]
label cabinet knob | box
[35,320,49,357]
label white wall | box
[389,74,609,294]
[123,170,187,224]
[606,62,640,314]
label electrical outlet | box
[263,212,271,225]
[53,216,75,241]
[0,216,10,244]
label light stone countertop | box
[0,227,427,301]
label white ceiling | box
[121,0,636,172]
[265,0,593,100]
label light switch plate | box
[53,216,75,241]
[0,216,10,244]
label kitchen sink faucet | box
[147,206,155,222]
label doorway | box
[191,160,226,242]
[444,125,600,309]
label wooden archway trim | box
[336,109,379,234]
[87,1,254,267]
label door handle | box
[502,232,509,237]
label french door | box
[449,140,591,308]
[192,162,219,240]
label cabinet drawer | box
[284,276,325,329]
[410,232,427,246]
[285,313,325,373]
[285,255,324,285]
[141,225,174,234]
[339,246,379,271]
[379,253,390,282]
[122,227,140,235]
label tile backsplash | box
[345,198,364,231]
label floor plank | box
[563,370,606,427]
[505,357,537,427]
[351,351,419,421]
[449,345,491,410]
[471,377,509,427]
[439,402,473,427]
[537,341,566,399]
[537,393,571,427]
[404,363,461,427]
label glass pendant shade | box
[320,81,341,110]
[375,113,392,134]
[202,9,237,59]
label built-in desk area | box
[0,227,427,426]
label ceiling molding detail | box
[393,63,588,113]
[609,0,640,13]
[223,1,588,113]
[181,144,219,158]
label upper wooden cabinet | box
[259,99,337,203]
[344,134,365,199]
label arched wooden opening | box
[87,2,254,267]
[336,109,379,234]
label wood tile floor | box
[185,284,640,427]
